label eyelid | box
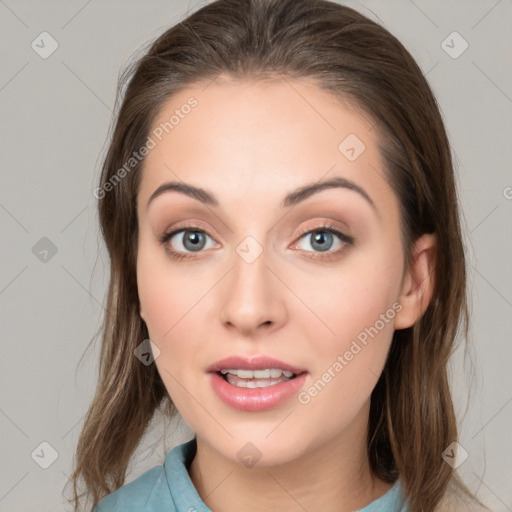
[294,220,350,240]
[158,221,216,244]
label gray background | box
[1,0,511,510]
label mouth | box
[207,355,309,412]
[216,368,302,388]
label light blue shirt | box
[93,437,409,511]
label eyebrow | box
[146,176,376,211]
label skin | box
[136,75,437,512]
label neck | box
[188,403,393,512]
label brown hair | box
[67,1,487,511]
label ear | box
[139,300,146,322]
[394,233,437,330]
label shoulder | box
[93,464,173,512]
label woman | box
[68,1,490,511]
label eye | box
[159,222,354,261]
[294,223,353,260]
[159,225,218,260]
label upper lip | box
[207,355,307,374]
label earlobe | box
[394,233,437,330]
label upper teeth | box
[220,368,294,379]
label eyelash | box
[159,223,354,262]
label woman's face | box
[136,76,423,466]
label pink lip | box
[206,355,307,374]
[209,371,308,412]
[206,355,308,412]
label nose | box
[218,244,287,336]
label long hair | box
[67,1,487,510]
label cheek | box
[290,239,402,418]
[294,241,403,347]
[136,248,198,409]
[137,258,172,338]
[136,241,212,391]
[137,239,200,339]
[293,263,400,438]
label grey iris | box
[310,231,333,252]
[183,231,206,251]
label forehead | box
[138,77,393,215]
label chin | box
[200,427,316,468]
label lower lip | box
[209,372,308,412]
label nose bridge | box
[218,234,285,333]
